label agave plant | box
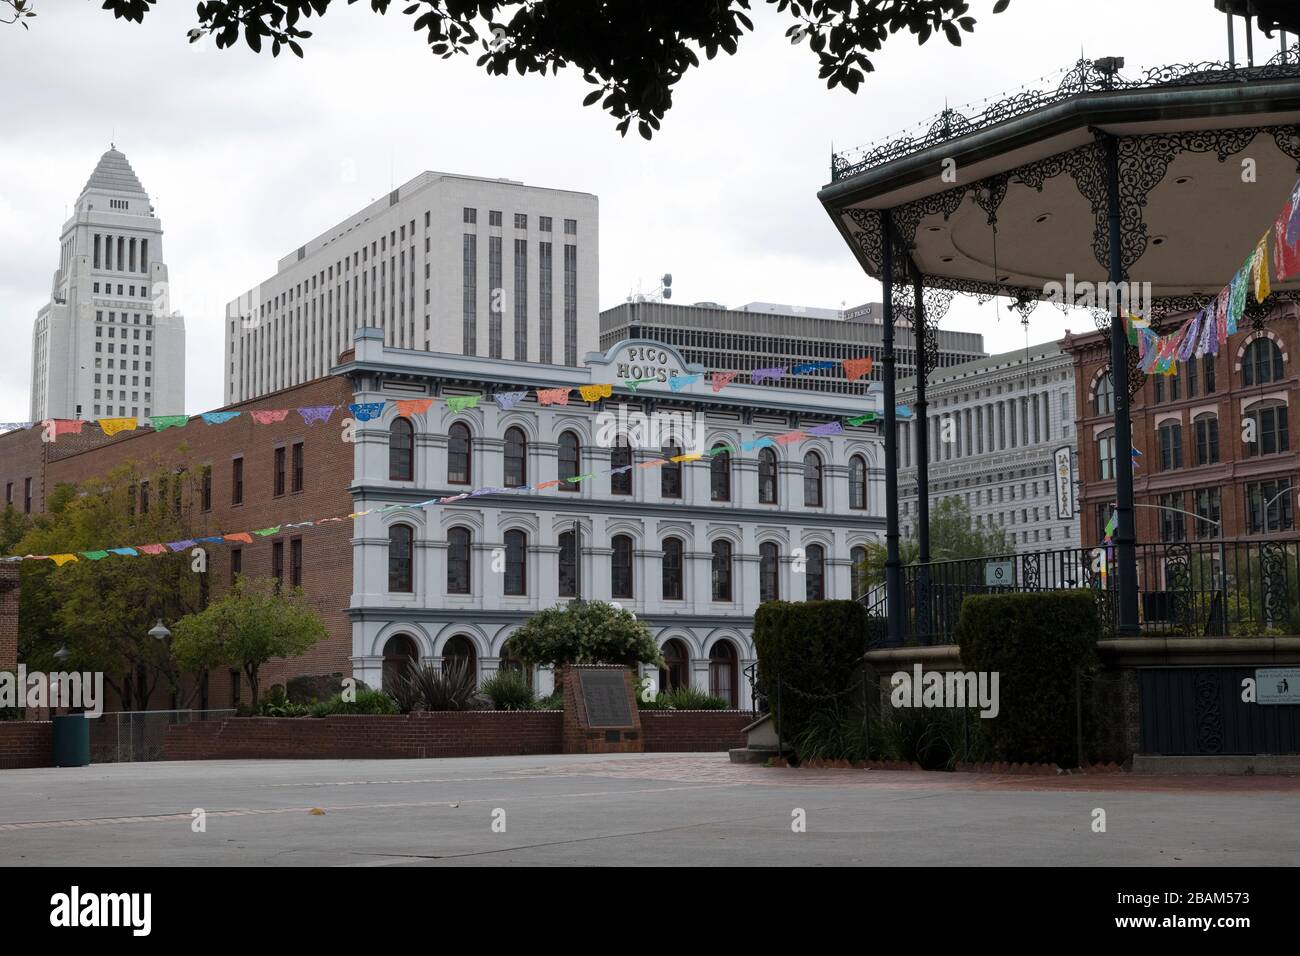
[403,658,483,711]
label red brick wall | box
[560,665,643,754]
[42,376,356,710]
[0,428,50,519]
[0,722,53,768]
[0,565,17,672]
[1063,303,1300,548]
[640,710,753,752]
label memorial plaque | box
[578,669,635,727]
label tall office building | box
[30,147,185,421]
[224,171,599,404]
[599,300,985,395]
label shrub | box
[956,590,1100,767]
[752,600,868,743]
[403,659,482,711]
[507,601,663,668]
[793,707,868,763]
[308,688,398,717]
[869,705,992,770]
[386,671,423,714]
[257,684,311,717]
[535,689,565,710]
[480,670,535,711]
[639,685,730,710]
[286,673,351,705]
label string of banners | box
[1128,175,1300,377]
[0,355,889,436]
[2,407,889,565]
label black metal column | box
[881,211,904,644]
[1103,134,1140,635]
[911,268,931,564]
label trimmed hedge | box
[753,600,868,744]
[956,590,1100,767]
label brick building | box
[0,376,354,709]
[1064,302,1300,549]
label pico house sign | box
[585,340,704,388]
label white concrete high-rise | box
[224,171,599,404]
[30,147,185,422]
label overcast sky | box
[0,0,1271,420]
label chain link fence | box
[89,709,236,763]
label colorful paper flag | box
[446,395,480,413]
[842,357,874,381]
[250,409,290,425]
[578,384,613,402]
[537,388,570,406]
[751,367,785,384]
[298,405,339,425]
[710,371,737,392]
[348,402,386,422]
[493,391,528,410]
[150,415,189,431]
[97,418,137,436]
[201,412,241,425]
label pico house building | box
[340,329,885,705]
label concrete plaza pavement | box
[1,753,1297,866]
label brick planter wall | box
[639,710,754,752]
[0,722,54,769]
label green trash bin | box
[52,714,90,767]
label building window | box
[387,524,414,592]
[1185,356,1198,398]
[463,207,476,224]
[504,529,527,596]
[382,635,418,694]
[504,427,527,487]
[489,210,502,227]
[1097,430,1116,480]
[539,216,552,232]
[272,540,284,588]
[447,527,472,594]
[514,213,527,229]
[274,446,286,496]
[1094,370,1115,415]
[806,544,825,600]
[389,418,415,481]
[710,445,731,502]
[1245,402,1289,457]
[659,639,689,694]
[499,639,531,687]
[1194,487,1222,539]
[1194,414,1219,466]
[711,539,733,601]
[1157,422,1183,471]
[661,445,682,498]
[230,547,242,586]
[1158,491,1186,542]
[1204,354,1216,394]
[610,440,632,495]
[759,541,780,603]
[558,431,581,491]
[1242,337,1284,386]
[448,422,472,484]
[1154,374,1179,403]
[442,635,477,686]
[290,537,303,588]
[661,537,683,600]
[23,478,32,514]
[803,451,823,507]
[1247,478,1294,534]
[849,454,868,510]
[462,234,477,356]
[201,466,212,512]
[611,534,633,599]
[851,545,868,599]
[758,447,778,504]
[708,640,737,707]
[558,529,577,597]
[292,442,304,493]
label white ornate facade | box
[341,329,885,705]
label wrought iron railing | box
[831,49,1300,182]
[864,539,1300,646]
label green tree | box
[170,577,326,707]
[15,458,208,708]
[858,495,1011,590]
[508,600,662,668]
[77,1,1013,136]
[0,504,30,557]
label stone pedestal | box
[560,664,643,754]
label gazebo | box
[819,45,1300,641]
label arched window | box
[759,541,780,603]
[448,422,472,485]
[503,427,527,487]
[849,454,868,510]
[1097,429,1117,480]
[805,543,825,601]
[388,523,413,593]
[504,529,527,596]
[611,534,633,598]
[758,447,778,504]
[1194,413,1219,466]
[708,640,737,707]
[1094,370,1115,415]
[558,529,578,597]
[659,638,690,694]
[558,430,581,491]
[610,440,633,495]
[1157,421,1183,471]
[661,443,682,498]
[1243,337,1284,386]
[442,634,477,686]
[710,444,731,502]
[711,539,733,602]
[382,635,418,694]
[803,451,823,507]
[851,545,868,599]
[661,536,684,601]
[389,418,414,481]
[447,526,472,594]
[1244,401,1290,457]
